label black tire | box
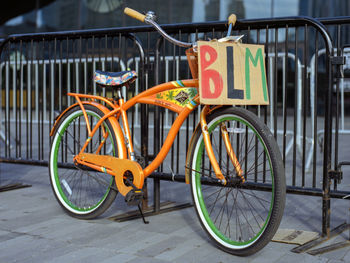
[49,105,118,219]
[187,106,285,256]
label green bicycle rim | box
[51,110,115,214]
[193,115,274,248]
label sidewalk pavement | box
[1,162,350,263]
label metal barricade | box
[0,16,349,239]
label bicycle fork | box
[199,105,244,184]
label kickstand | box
[138,204,149,224]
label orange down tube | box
[143,105,194,177]
[120,79,199,177]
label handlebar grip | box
[228,14,237,26]
[124,7,146,22]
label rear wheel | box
[49,105,118,219]
[187,107,285,256]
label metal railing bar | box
[293,27,298,186]
[29,40,33,159]
[302,24,308,187]
[59,40,62,112]
[12,43,16,158]
[312,32,319,188]
[6,44,10,158]
[282,26,288,165]
[40,39,45,160]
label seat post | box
[116,87,123,100]
[116,83,129,101]
[117,83,135,161]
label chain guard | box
[75,153,144,196]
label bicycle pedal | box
[125,189,144,206]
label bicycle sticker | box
[153,87,198,111]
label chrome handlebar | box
[144,12,193,48]
[125,8,237,48]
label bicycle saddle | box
[94,70,137,87]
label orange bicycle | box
[49,8,286,256]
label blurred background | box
[0,0,349,37]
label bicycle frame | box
[51,79,205,192]
[50,76,245,196]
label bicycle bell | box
[146,11,157,21]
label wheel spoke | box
[190,109,284,254]
[50,107,117,218]
[238,189,266,228]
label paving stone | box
[140,219,186,235]
[87,227,156,251]
[316,243,350,262]
[136,235,187,258]
[274,253,328,263]
[0,207,62,231]
[167,223,203,238]
[0,229,23,242]
[173,243,248,263]
[126,256,171,263]
[248,242,288,263]
[14,217,68,234]
[45,246,119,263]
[2,163,350,262]
[98,252,138,263]
[155,236,207,261]
[26,240,82,263]
[0,237,71,263]
[58,222,123,245]
[339,246,350,262]
[0,234,44,262]
[120,232,169,254]
[39,219,94,240]
[327,259,346,263]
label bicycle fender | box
[185,122,201,184]
[50,101,127,159]
[50,103,80,136]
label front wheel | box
[187,107,285,256]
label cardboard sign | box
[198,40,269,105]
